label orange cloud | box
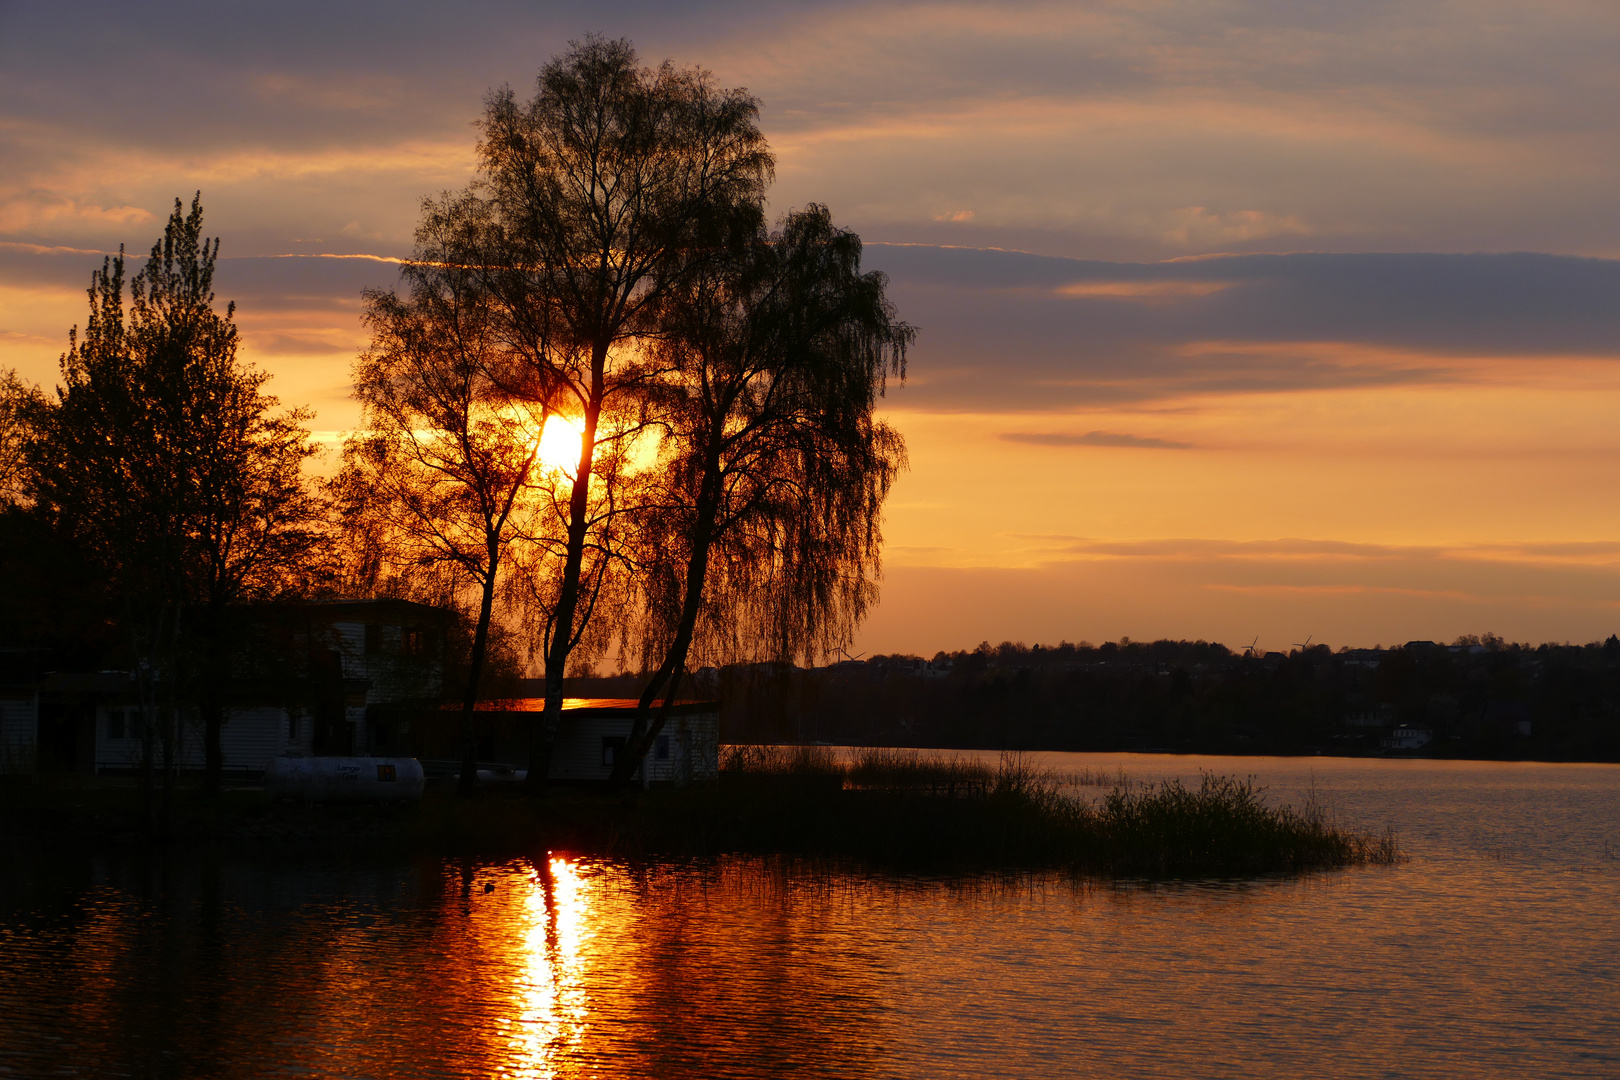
[1001,430,1193,448]
[1055,280,1232,300]
[0,197,153,234]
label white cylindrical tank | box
[265,756,426,802]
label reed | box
[639,747,1403,876]
[1092,773,1400,875]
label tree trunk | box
[524,354,604,794]
[611,448,722,786]
[458,558,499,796]
[160,705,175,836]
[201,614,225,797]
[138,694,156,834]
[201,696,223,795]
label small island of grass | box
[583,747,1402,877]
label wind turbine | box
[1243,636,1261,658]
[1293,635,1314,653]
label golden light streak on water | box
[497,857,593,1079]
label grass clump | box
[659,747,1401,877]
[1094,773,1400,875]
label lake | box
[2,754,1617,1078]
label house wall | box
[222,707,309,771]
[656,710,720,785]
[345,705,367,753]
[333,617,445,703]
[0,695,35,774]
[547,709,719,785]
[93,705,315,776]
[333,620,366,676]
[93,707,205,773]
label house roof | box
[287,598,455,623]
[447,697,718,716]
[38,670,134,695]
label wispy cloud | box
[1001,431,1193,449]
[1055,280,1232,301]
[1049,537,1620,568]
[863,245,1620,411]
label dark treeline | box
[705,635,1620,761]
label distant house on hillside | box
[0,599,452,779]
[1381,726,1433,751]
[1344,703,1395,728]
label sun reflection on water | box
[496,857,593,1079]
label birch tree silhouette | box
[469,36,774,789]
[339,193,551,794]
[610,205,910,783]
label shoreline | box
[1,749,1402,878]
[739,742,1620,765]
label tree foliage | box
[613,205,911,779]
[27,195,323,796]
[465,34,777,785]
[337,193,551,791]
[0,368,45,508]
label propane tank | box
[265,756,426,802]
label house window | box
[107,710,125,739]
[401,627,422,656]
[364,623,380,655]
[287,714,299,739]
[601,737,625,767]
[655,734,671,761]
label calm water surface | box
[2,755,1617,1078]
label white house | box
[1381,726,1433,751]
[415,697,721,785]
[2,599,452,779]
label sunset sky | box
[4,0,1620,657]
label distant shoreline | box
[735,741,1620,766]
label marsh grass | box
[682,746,1401,876]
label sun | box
[536,415,584,474]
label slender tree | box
[340,193,550,795]
[610,205,910,783]
[33,240,181,812]
[471,36,774,789]
[152,208,324,796]
[30,195,322,803]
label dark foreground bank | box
[2,748,1399,877]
